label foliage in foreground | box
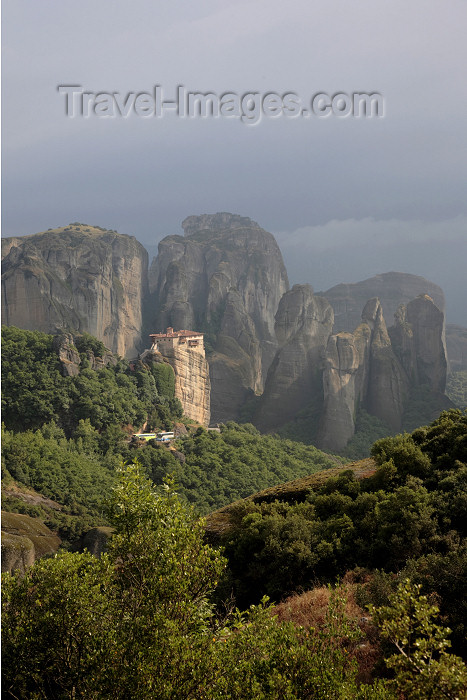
[3,464,466,699]
[371,579,467,700]
[217,410,467,655]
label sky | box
[2,0,467,323]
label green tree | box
[2,464,226,699]
[371,579,467,699]
[2,550,114,699]
[2,464,396,699]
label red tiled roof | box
[149,329,203,339]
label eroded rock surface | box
[317,299,409,451]
[1,512,61,574]
[317,295,448,451]
[254,285,334,432]
[148,213,289,422]
[390,295,447,393]
[2,224,148,357]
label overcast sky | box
[2,0,467,323]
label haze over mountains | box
[2,213,464,452]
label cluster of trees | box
[2,419,341,542]
[217,410,467,656]
[1,326,182,435]
[1,422,116,542]
[1,326,184,542]
[125,422,341,514]
[447,370,467,410]
[1,327,342,541]
[3,464,466,699]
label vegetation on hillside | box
[447,370,467,409]
[1,326,181,435]
[2,325,467,695]
[3,464,466,699]
[1,327,341,540]
[124,422,341,513]
[213,410,467,656]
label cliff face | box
[317,298,409,452]
[318,328,371,452]
[1,224,148,357]
[254,285,334,431]
[2,216,454,446]
[320,272,445,334]
[389,295,447,393]
[147,339,211,426]
[317,295,450,452]
[148,213,289,422]
[361,299,409,432]
[52,332,119,377]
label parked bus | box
[156,431,175,442]
[132,433,157,442]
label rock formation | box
[389,295,447,393]
[53,333,82,377]
[362,298,409,431]
[317,295,450,452]
[254,285,334,432]
[145,329,211,426]
[52,332,119,376]
[148,213,289,422]
[1,216,455,449]
[1,224,148,357]
[1,511,61,574]
[320,272,445,334]
[318,328,371,451]
[317,298,409,452]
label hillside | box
[205,457,376,540]
[2,324,466,696]
[1,326,342,555]
[204,410,467,659]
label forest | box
[2,326,467,698]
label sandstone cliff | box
[2,216,455,449]
[145,338,211,426]
[1,224,148,357]
[389,295,447,393]
[317,294,452,451]
[148,213,289,422]
[317,328,371,451]
[317,298,409,452]
[52,332,119,376]
[362,298,409,432]
[254,285,334,432]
